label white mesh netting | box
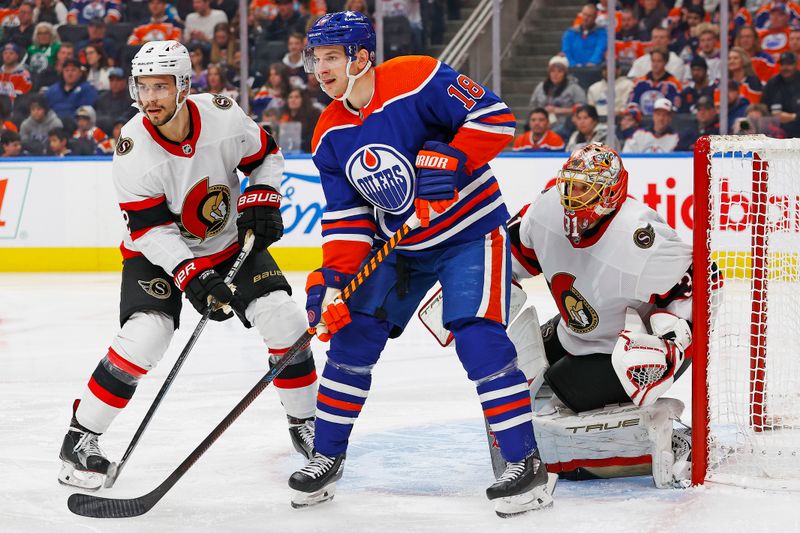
[703,136,800,490]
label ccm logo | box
[416,151,458,171]
[238,191,282,209]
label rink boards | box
[0,154,697,272]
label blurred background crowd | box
[0,0,796,157]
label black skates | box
[58,418,112,491]
[486,449,557,518]
[288,452,345,508]
[288,415,315,460]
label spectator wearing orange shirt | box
[72,105,107,144]
[728,46,764,104]
[512,108,566,152]
[0,43,32,103]
[758,4,794,60]
[735,25,779,83]
[128,0,183,45]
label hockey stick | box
[103,232,256,489]
[68,217,420,518]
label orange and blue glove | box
[305,268,353,341]
[414,141,465,227]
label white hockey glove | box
[611,309,687,407]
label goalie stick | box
[67,217,421,518]
[103,232,255,489]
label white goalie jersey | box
[113,93,283,274]
[509,186,693,356]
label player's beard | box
[144,102,176,126]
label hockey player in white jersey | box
[58,41,317,490]
[506,143,701,487]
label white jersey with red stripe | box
[113,93,281,275]
[510,187,692,355]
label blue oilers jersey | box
[311,55,516,274]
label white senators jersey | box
[113,93,282,275]
[509,187,692,356]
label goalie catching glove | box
[414,141,464,227]
[173,258,244,321]
[306,268,353,341]
[612,309,691,407]
[237,185,283,250]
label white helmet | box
[129,40,192,123]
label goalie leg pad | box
[507,306,549,397]
[532,398,685,488]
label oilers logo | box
[345,144,414,214]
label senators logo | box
[345,144,414,214]
[138,278,171,299]
[179,177,231,241]
[633,224,655,249]
[116,137,133,155]
[550,272,599,334]
[212,94,233,110]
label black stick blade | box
[67,492,156,518]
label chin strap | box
[319,58,372,102]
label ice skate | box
[288,452,345,508]
[287,416,315,460]
[486,449,556,518]
[58,419,112,491]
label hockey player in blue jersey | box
[287,11,556,517]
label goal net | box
[693,135,800,491]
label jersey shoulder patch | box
[633,223,655,249]
[115,136,134,155]
[211,94,234,110]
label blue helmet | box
[305,11,376,66]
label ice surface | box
[0,273,796,532]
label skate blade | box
[291,484,336,509]
[494,473,558,518]
[58,462,106,491]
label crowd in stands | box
[0,0,449,157]
[514,0,800,153]
[2,0,798,158]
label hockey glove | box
[414,141,465,227]
[237,185,283,250]
[306,268,353,342]
[173,258,244,321]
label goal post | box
[693,135,800,491]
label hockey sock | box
[269,343,317,419]
[77,348,147,434]
[314,363,371,457]
[476,369,537,462]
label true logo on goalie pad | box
[138,278,171,299]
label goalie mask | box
[129,40,192,125]
[556,143,628,244]
[303,11,376,102]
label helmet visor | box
[303,45,358,74]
